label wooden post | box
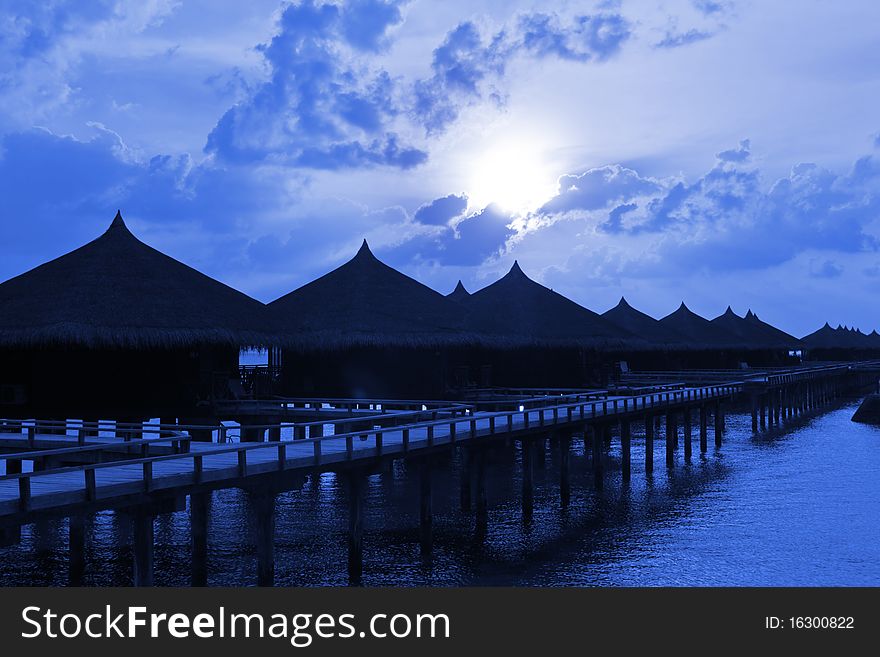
[132,508,154,587]
[751,395,759,432]
[644,415,654,474]
[68,515,86,586]
[419,460,433,556]
[475,451,488,527]
[268,425,281,441]
[6,458,21,475]
[665,413,675,467]
[522,440,534,520]
[459,447,472,512]
[699,405,708,453]
[591,425,603,488]
[559,434,571,506]
[190,492,210,587]
[347,470,365,584]
[249,489,276,587]
[620,420,631,481]
[714,401,723,447]
[683,408,692,460]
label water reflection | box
[1,400,879,586]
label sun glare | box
[468,140,559,215]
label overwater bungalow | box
[0,212,279,421]
[709,307,801,365]
[269,241,472,398]
[801,323,880,360]
[453,262,640,388]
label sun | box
[468,139,559,215]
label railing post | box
[18,476,31,512]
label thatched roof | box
[801,322,840,349]
[458,262,636,348]
[446,280,471,303]
[743,310,801,347]
[601,297,688,346]
[799,323,878,349]
[0,212,280,349]
[659,302,740,348]
[269,240,470,348]
[711,306,799,349]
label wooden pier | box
[1,362,878,586]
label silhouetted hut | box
[446,280,471,303]
[660,303,738,346]
[0,212,280,420]
[799,323,880,360]
[656,302,744,367]
[743,310,801,349]
[269,241,471,398]
[456,262,637,387]
[602,297,687,346]
[710,307,800,366]
[599,297,691,369]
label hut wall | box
[0,345,239,419]
[280,347,449,400]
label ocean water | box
[2,398,879,586]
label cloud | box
[413,193,468,225]
[204,0,425,170]
[692,0,734,16]
[391,201,514,266]
[809,259,843,278]
[518,12,631,62]
[655,28,713,49]
[0,1,178,128]
[412,10,631,134]
[540,165,663,216]
[504,139,880,282]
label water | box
[2,400,879,586]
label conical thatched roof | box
[601,297,687,346]
[801,322,839,349]
[743,309,801,347]
[711,306,797,349]
[0,212,280,349]
[659,302,739,348]
[447,280,471,302]
[269,240,469,348]
[799,322,872,349]
[458,262,635,348]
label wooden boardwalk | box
[1,360,877,586]
[0,383,741,523]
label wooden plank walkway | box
[0,382,740,523]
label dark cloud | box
[414,193,468,225]
[204,0,424,170]
[391,202,514,266]
[540,165,662,216]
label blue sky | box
[1,0,879,336]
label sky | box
[1,0,879,337]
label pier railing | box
[0,382,740,517]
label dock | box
[1,361,878,586]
